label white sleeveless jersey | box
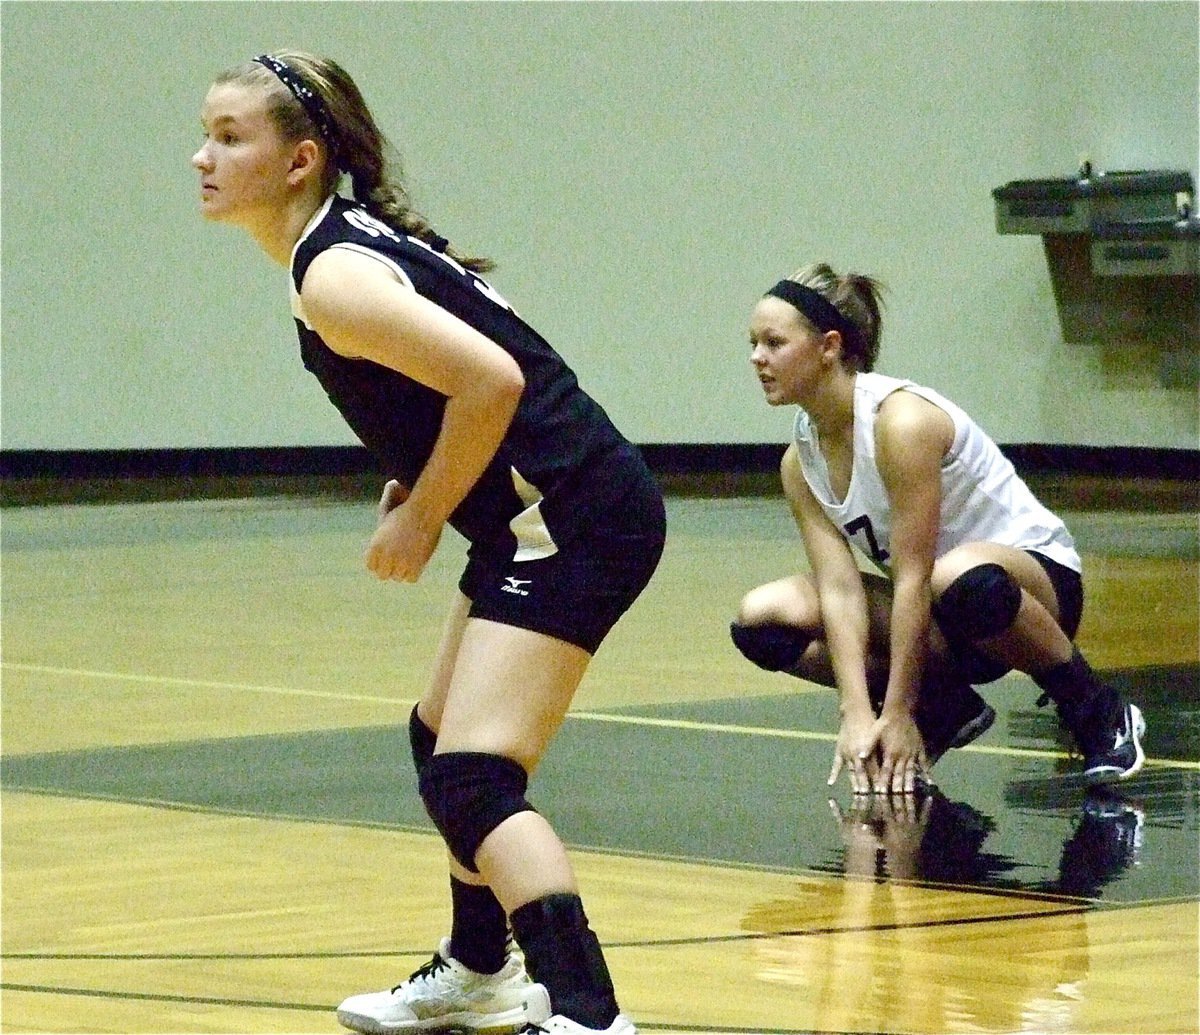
[792,373,1080,573]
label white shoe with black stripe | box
[336,937,532,1034]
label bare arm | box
[781,445,876,793]
[301,248,525,580]
[874,390,954,790]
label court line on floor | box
[16,781,1180,909]
[5,661,1196,770]
[0,906,1103,1035]
[2,662,405,706]
[0,903,1096,963]
[0,981,328,1014]
[0,982,813,1034]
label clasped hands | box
[828,708,930,796]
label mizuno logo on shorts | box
[501,577,532,597]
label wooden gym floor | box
[1,481,1197,1034]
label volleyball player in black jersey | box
[194,51,664,1035]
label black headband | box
[254,54,337,148]
[765,280,858,346]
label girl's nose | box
[192,145,211,171]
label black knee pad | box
[932,563,1022,645]
[730,622,812,672]
[409,706,437,775]
[418,751,536,872]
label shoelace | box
[391,951,448,993]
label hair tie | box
[254,54,337,149]
[765,280,858,346]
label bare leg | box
[929,544,1144,783]
[417,597,581,884]
[420,605,590,910]
[735,571,894,689]
[417,598,622,1024]
[929,543,1072,671]
[733,571,995,771]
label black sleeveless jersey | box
[289,195,635,554]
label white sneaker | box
[520,984,637,1035]
[336,937,533,1034]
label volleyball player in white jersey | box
[193,51,664,1035]
[731,263,1145,796]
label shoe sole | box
[335,1008,528,1035]
[1084,704,1146,785]
[948,704,997,750]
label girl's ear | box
[821,329,844,365]
[286,138,323,187]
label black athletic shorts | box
[947,550,1084,684]
[459,460,666,654]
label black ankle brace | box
[510,893,618,1027]
[1032,647,1095,708]
[1033,647,1123,735]
[449,876,508,974]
